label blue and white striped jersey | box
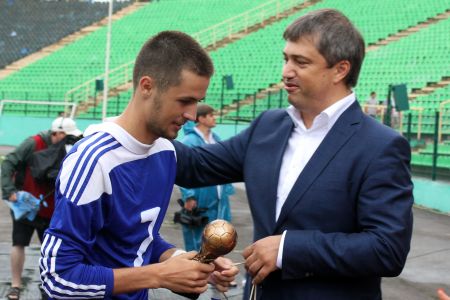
[40,122,176,299]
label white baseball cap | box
[51,117,82,136]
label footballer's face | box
[146,69,210,140]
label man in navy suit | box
[173,9,413,300]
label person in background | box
[39,31,237,300]
[179,104,235,251]
[366,91,378,117]
[173,9,413,300]
[1,117,81,300]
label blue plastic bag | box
[4,191,48,221]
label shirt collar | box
[286,92,356,131]
[193,126,215,144]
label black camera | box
[173,199,209,227]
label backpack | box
[29,135,80,182]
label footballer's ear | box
[138,76,154,97]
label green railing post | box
[252,93,257,119]
[431,110,439,181]
[279,89,283,108]
[235,92,240,135]
[220,77,225,123]
[406,112,412,143]
[384,84,392,127]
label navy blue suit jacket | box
[174,101,413,300]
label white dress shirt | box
[276,93,356,268]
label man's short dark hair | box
[133,31,214,91]
[283,9,365,87]
[196,104,214,122]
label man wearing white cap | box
[50,117,83,137]
[1,117,81,300]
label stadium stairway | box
[74,0,323,116]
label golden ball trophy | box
[176,219,238,299]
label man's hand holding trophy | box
[174,219,239,299]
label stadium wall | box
[0,116,248,146]
[0,116,448,214]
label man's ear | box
[139,76,154,97]
[333,60,351,84]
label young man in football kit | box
[40,31,238,299]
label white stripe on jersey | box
[60,132,112,200]
[59,132,176,206]
[40,234,106,298]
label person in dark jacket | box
[173,9,413,300]
[1,117,81,300]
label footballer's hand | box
[158,251,214,294]
[209,257,239,292]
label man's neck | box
[116,107,157,145]
[196,124,211,141]
[300,88,352,129]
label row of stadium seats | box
[0,0,273,102]
[0,0,131,68]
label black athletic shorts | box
[10,211,50,246]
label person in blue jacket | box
[179,104,235,251]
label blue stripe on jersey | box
[73,142,122,205]
[67,137,116,200]
[63,133,109,196]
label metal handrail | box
[407,106,424,140]
[64,62,133,103]
[64,0,304,104]
[0,99,77,118]
[438,99,450,143]
[193,0,303,47]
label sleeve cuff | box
[276,230,287,269]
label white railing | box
[64,0,305,104]
[403,106,424,140]
[64,62,133,103]
[361,104,426,140]
[193,0,304,47]
[0,100,77,118]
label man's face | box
[282,36,336,113]
[146,69,210,140]
[51,131,66,144]
[198,113,216,129]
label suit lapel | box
[273,101,363,232]
[259,113,294,233]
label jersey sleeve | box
[149,233,175,264]
[40,140,115,299]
